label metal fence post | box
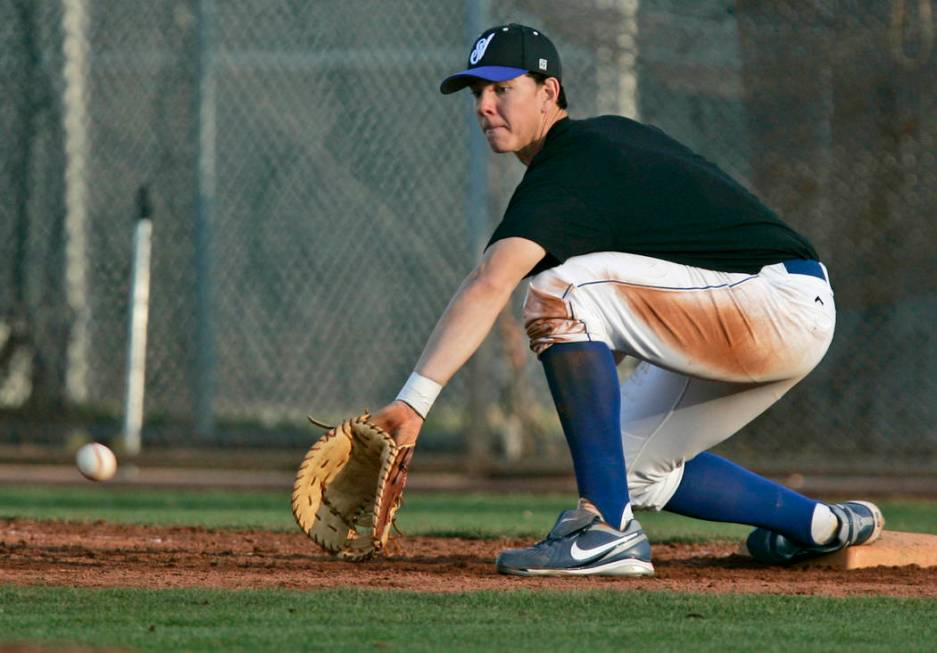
[194,0,216,438]
[61,0,91,407]
[465,0,490,474]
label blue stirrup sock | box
[664,451,829,546]
[540,342,632,529]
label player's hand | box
[370,400,424,448]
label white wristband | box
[395,372,443,419]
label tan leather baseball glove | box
[291,413,415,560]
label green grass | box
[2,586,936,652]
[2,484,937,540]
[4,485,937,651]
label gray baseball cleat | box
[745,500,885,565]
[496,508,654,576]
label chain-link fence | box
[2,0,936,474]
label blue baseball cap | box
[440,23,562,94]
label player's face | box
[470,75,549,155]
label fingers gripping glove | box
[291,414,415,560]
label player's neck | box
[515,108,568,166]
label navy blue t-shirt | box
[487,116,818,276]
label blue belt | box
[783,259,826,281]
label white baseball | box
[75,443,118,482]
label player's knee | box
[628,466,684,512]
[523,270,587,354]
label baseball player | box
[371,23,883,576]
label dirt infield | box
[2,518,935,597]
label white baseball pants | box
[523,252,836,511]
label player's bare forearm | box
[371,276,512,446]
[372,237,545,446]
[416,237,547,384]
[414,270,515,384]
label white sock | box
[811,503,839,544]
[618,503,635,530]
[578,498,634,530]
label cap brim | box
[439,66,528,94]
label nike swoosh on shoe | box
[569,532,641,562]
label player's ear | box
[541,77,561,111]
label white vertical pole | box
[61,0,91,405]
[120,188,153,456]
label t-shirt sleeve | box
[486,180,611,265]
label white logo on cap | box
[470,33,495,65]
[539,58,548,70]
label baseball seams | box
[93,445,106,469]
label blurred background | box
[1,0,935,480]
